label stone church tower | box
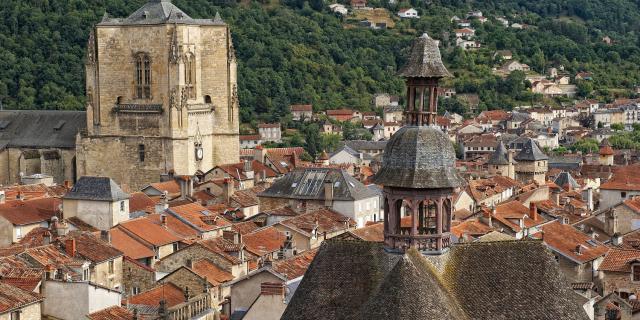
[77,0,239,190]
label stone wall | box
[229,270,283,313]
[91,256,123,290]
[600,271,640,296]
[122,257,156,297]
[160,267,207,296]
[0,302,41,320]
[156,244,233,274]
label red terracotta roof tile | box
[127,283,185,308]
[279,208,355,237]
[231,221,260,235]
[87,306,134,320]
[148,181,181,195]
[598,248,640,273]
[58,232,123,263]
[119,216,182,246]
[0,198,61,226]
[191,259,234,285]
[272,249,318,279]
[290,105,312,112]
[0,282,43,313]
[534,221,609,264]
[109,227,155,260]
[451,219,494,238]
[601,165,640,191]
[0,277,41,292]
[129,192,157,213]
[349,223,383,242]
[242,227,287,257]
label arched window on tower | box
[184,53,196,99]
[134,53,151,99]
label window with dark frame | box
[135,53,151,99]
[138,144,145,162]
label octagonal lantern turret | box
[373,33,465,254]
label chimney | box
[56,220,68,236]
[43,231,51,245]
[243,160,254,180]
[16,191,24,201]
[223,178,234,204]
[612,232,623,246]
[529,202,538,221]
[0,191,5,204]
[324,180,334,207]
[553,191,561,206]
[160,213,167,227]
[100,230,111,244]
[155,191,169,214]
[575,245,582,255]
[63,180,72,189]
[254,145,266,163]
[481,208,493,227]
[65,238,76,257]
[260,282,285,298]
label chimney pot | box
[65,238,76,257]
[529,202,538,221]
[100,230,111,244]
[160,214,167,227]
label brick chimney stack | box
[324,180,334,207]
[65,238,76,257]
[529,202,538,221]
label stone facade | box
[516,160,548,185]
[0,148,76,186]
[0,302,41,320]
[122,257,156,297]
[91,256,123,290]
[156,244,247,278]
[78,7,239,190]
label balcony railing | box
[166,293,214,320]
[385,232,451,252]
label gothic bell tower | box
[373,34,465,254]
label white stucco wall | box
[42,281,121,320]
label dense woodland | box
[3,0,640,123]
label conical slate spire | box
[398,33,452,78]
[488,141,510,165]
[514,139,548,161]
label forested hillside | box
[2,0,640,122]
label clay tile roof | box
[87,306,135,320]
[0,282,43,313]
[231,221,260,235]
[242,226,287,257]
[191,259,234,285]
[279,208,355,237]
[451,219,494,238]
[66,217,99,232]
[59,232,123,263]
[625,197,640,214]
[145,213,199,239]
[168,203,225,232]
[272,248,318,279]
[0,276,41,292]
[0,198,61,226]
[119,216,182,246]
[601,165,640,191]
[290,105,312,112]
[109,227,155,260]
[533,221,608,264]
[258,123,280,129]
[598,248,640,273]
[326,109,355,116]
[127,283,185,308]
[348,223,384,242]
[148,180,181,195]
[197,238,243,265]
[129,192,157,213]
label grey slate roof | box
[258,168,378,201]
[554,172,580,190]
[64,176,130,201]
[487,141,511,165]
[282,240,589,320]
[98,0,226,26]
[514,138,549,161]
[398,33,452,78]
[373,126,465,189]
[331,145,360,158]
[0,110,85,149]
[343,140,387,151]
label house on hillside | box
[290,105,313,121]
[350,0,366,9]
[398,8,419,18]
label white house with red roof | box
[398,8,419,18]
